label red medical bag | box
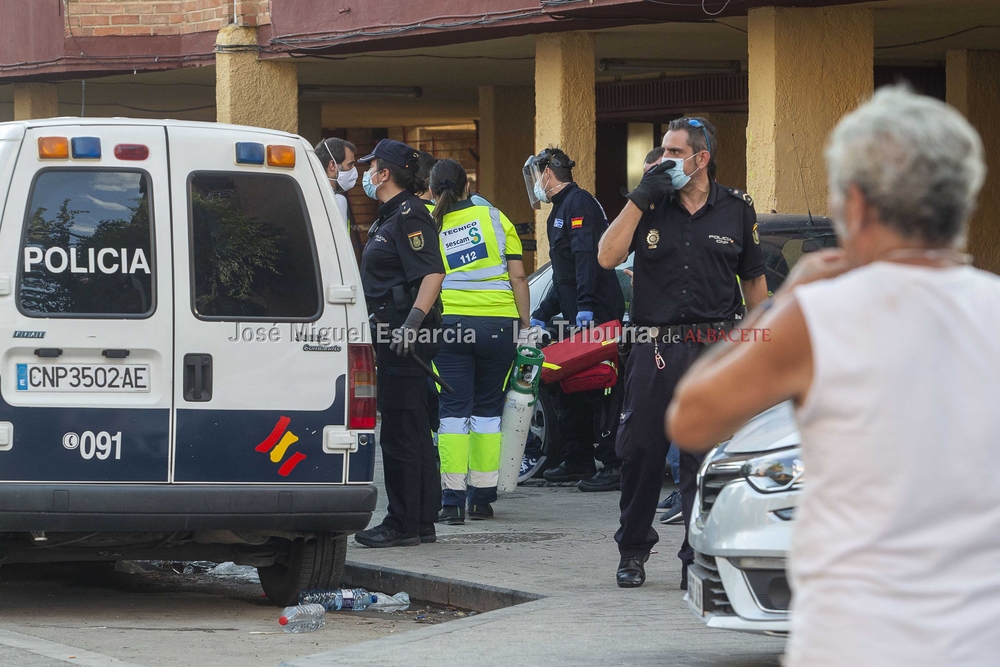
[559,360,619,394]
[540,320,621,385]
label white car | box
[686,401,803,634]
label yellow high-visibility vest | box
[437,203,521,318]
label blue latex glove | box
[529,318,546,328]
[575,310,594,327]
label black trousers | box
[374,330,441,536]
[615,340,704,561]
[557,383,623,471]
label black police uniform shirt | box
[533,182,625,325]
[629,180,765,326]
[361,190,444,302]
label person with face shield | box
[522,148,626,492]
[355,139,446,548]
[597,117,769,588]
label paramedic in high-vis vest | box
[430,159,531,524]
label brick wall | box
[65,0,270,37]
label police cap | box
[358,139,420,170]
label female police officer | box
[429,159,531,525]
[354,139,446,548]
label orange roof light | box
[266,145,295,168]
[38,137,69,160]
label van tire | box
[257,532,347,606]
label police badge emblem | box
[408,230,424,250]
[752,222,760,245]
[646,228,660,249]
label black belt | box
[366,298,402,313]
[631,321,736,344]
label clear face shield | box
[522,155,548,210]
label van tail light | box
[348,344,377,430]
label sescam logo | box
[23,247,151,275]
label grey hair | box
[825,85,985,246]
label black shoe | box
[680,562,689,590]
[617,554,649,588]
[354,524,421,548]
[468,504,494,520]
[437,506,465,525]
[542,462,594,483]
[420,525,436,544]
[577,467,621,492]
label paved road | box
[283,454,786,667]
[0,448,785,667]
[0,562,452,667]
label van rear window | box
[18,170,154,317]
[188,173,321,320]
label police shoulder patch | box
[407,230,424,250]
[728,188,753,207]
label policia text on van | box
[0,119,377,606]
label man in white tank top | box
[667,86,1000,666]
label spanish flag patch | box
[571,217,584,229]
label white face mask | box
[660,153,701,190]
[335,166,358,191]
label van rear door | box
[166,126,353,483]
[0,124,173,482]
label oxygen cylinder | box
[498,346,545,492]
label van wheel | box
[257,533,347,606]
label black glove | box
[390,307,426,357]
[627,161,675,212]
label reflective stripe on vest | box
[440,206,509,290]
[438,205,517,317]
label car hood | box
[722,401,801,455]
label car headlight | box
[741,447,804,493]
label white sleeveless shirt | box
[789,262,1000,667]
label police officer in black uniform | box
[354,139,446,548]
[523,148,625,491]
[598,118,769,587]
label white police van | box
[0,118,377,604]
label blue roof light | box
[235,142,265,165]
[71,137,101,159]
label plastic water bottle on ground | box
[298,588,376,611]
[278,603,326,633]
[369,592,411,613]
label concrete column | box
[297,101,323,146]
[747,6,873,215]
[13,83,59,120]
[947,50,1000,274]
[687,111,748,192]
[479,85,536,271]
[215,25,297,133]
[534,32,596,262]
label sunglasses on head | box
[678,117,711,155]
